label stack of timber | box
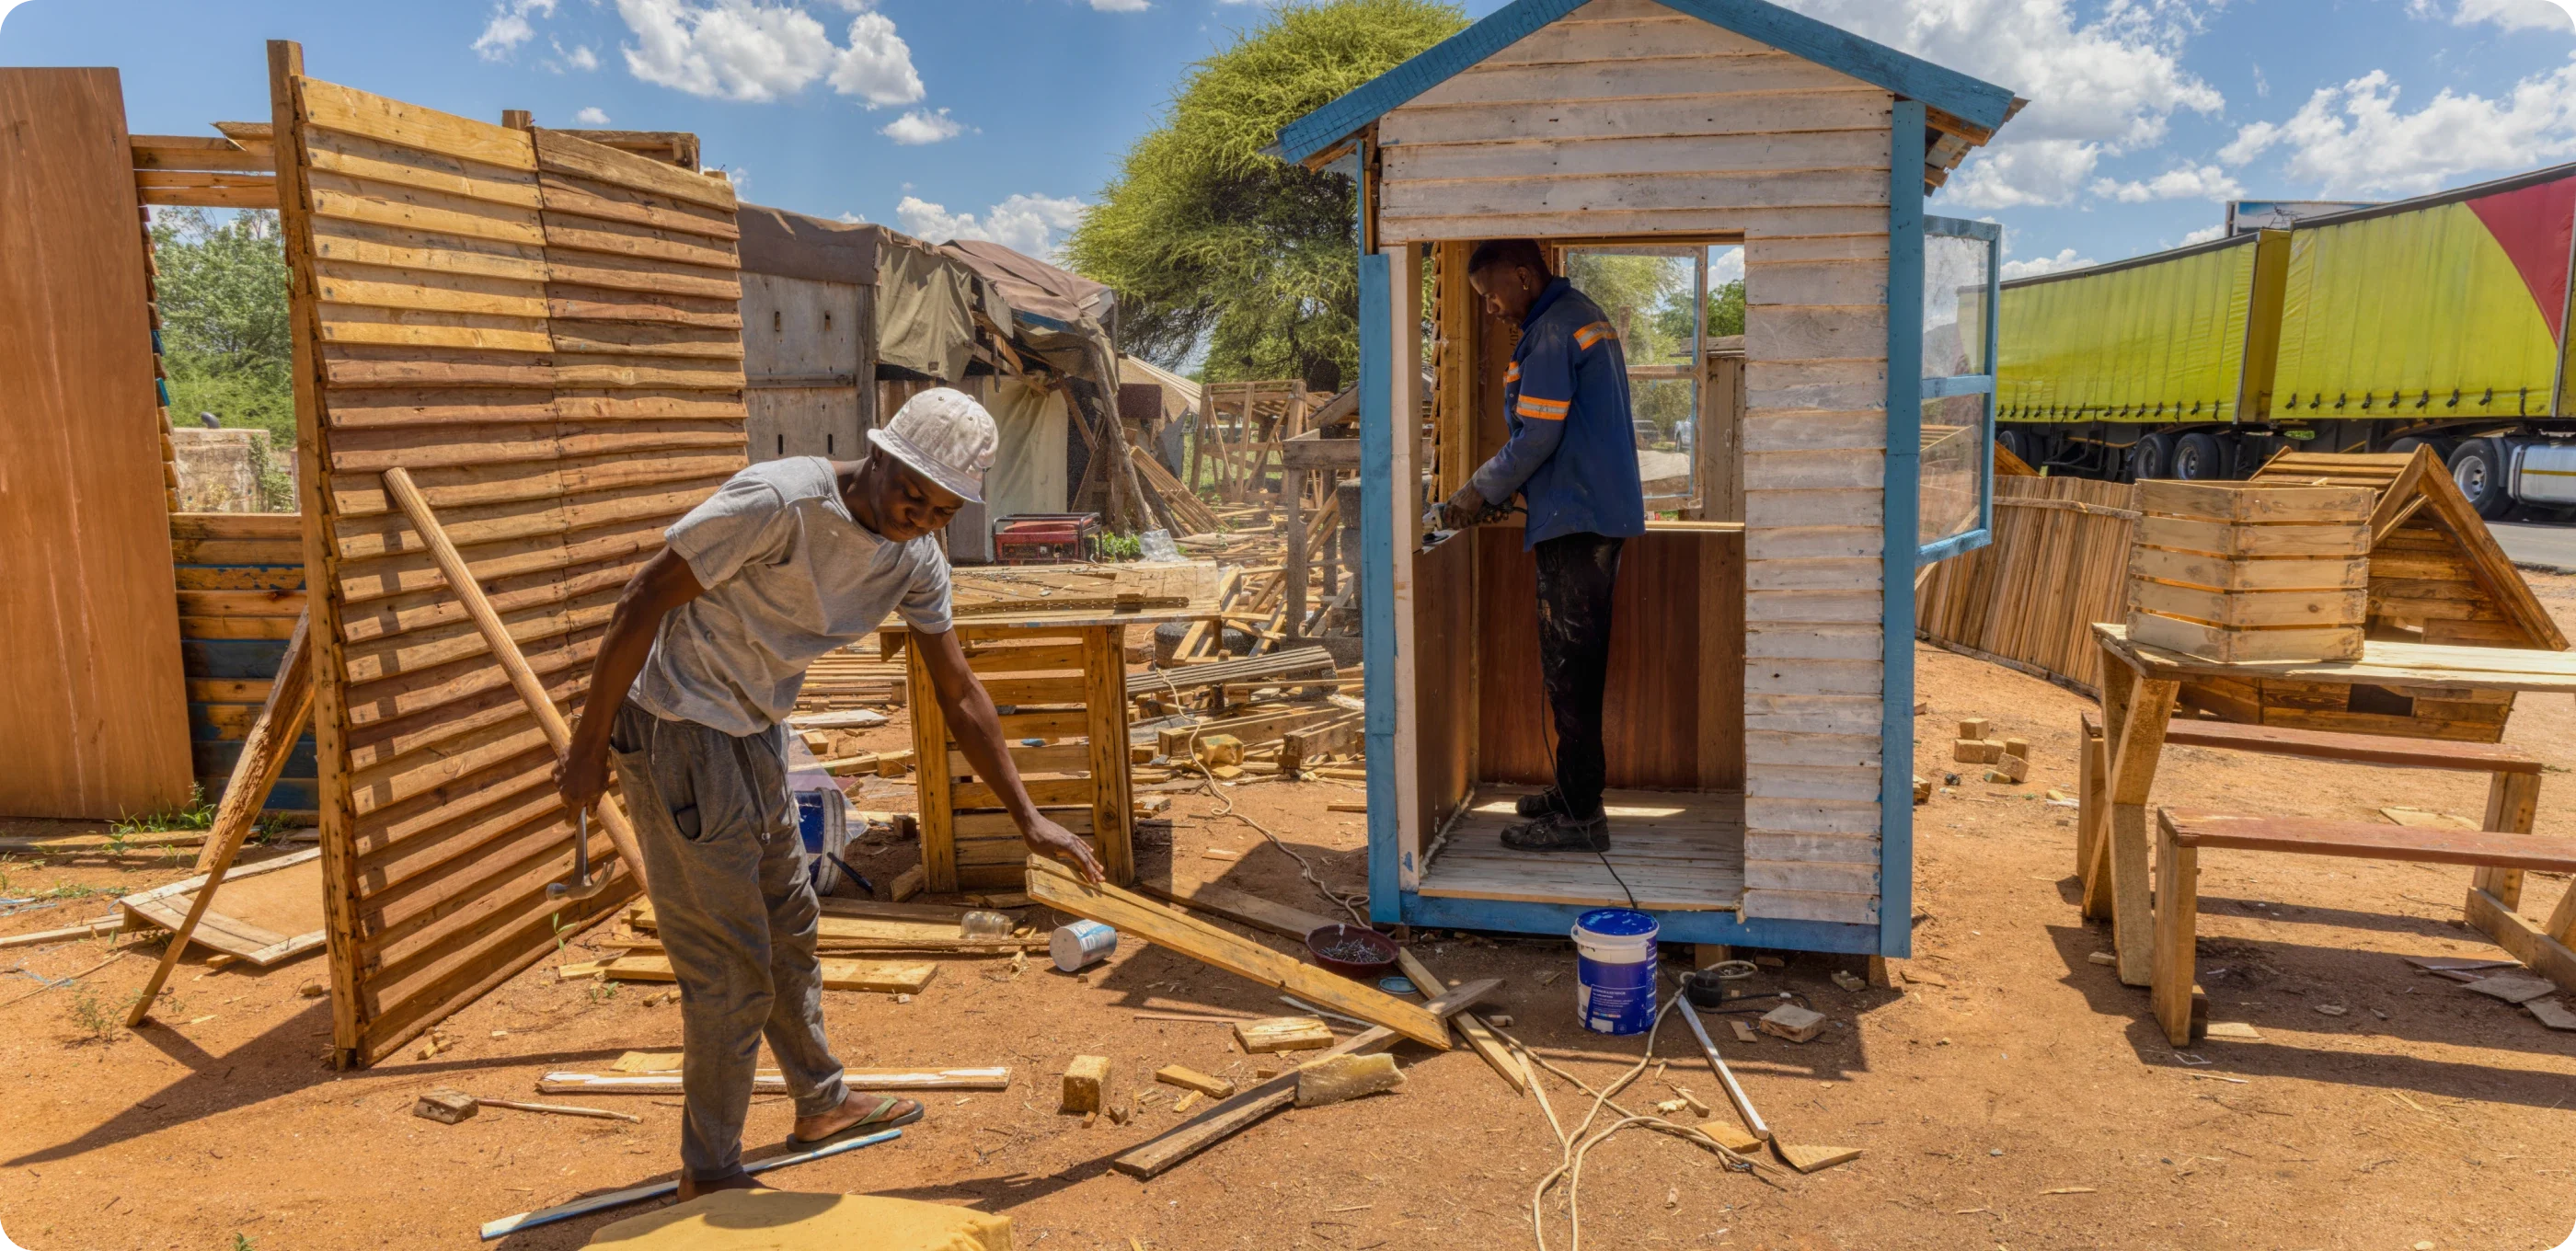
[1914,475,2141,694]
[792,642,911,712]
[172,512,319,816]
[951,563,1208,617]
[268,45,749,1067]
[1132,647,1364,782]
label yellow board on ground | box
[590,1191,1011,1250]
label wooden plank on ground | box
[537,1066,1011,1095]
[1026,855,1447,1048]
[600,954,937,993]
[1137,877,1337,938]
[1109,978,1499,1178]
[1393,947,1526,1094]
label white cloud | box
[575,106,612,124]
[614,0,921,107]
[558,40,600,71]
[1778,0,2225,210]
[2179,223,2228,245]
[1711,246,1745,286]
[896,193,1087,257]
[829,9,925,106]
[474,0,558,61]
[2089,163,2245,202]
[836,211,866,224]
[2445,0,2575,31]
[2000,247,2097,279]
[2218,63,2576,196]
[880,108,964,145]
[1090,0,1151,9]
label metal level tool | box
[1677,997,1770,1142]
[547,809,606,901]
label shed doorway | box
[1408,235,1749,917]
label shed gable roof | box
[1273,0,2017,166]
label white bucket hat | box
[869,387,999,505]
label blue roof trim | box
[1274,0,2015,166]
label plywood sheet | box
[0,68,195,817]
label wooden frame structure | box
[884,610,1204,892]
[1276,0,2018,952]
[263,41,750,1066]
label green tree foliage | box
[1064,0,1465,394]
[153,208,293,445]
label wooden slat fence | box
[270,45,746,1067]
[172,512,317,814]
[1915,476,2138,695]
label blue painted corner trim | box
[1273,0,2016,166]
[1358,251,1401,926]
[1880,100,1927,960]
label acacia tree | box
[1064,0,1464,394]
[153,208,294,441]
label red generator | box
[992,513,1102,565]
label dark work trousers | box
[1533,532,1625,821]
[609,702,849,1183]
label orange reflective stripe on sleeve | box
[1572,321,1617,350]
[1514,396,1570,420]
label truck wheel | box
[2388,435,2455,462]
[2131,432,2172,481]
[1995,427,2030,466]
[2172,431,2224,479]
[2448,438,2514,519]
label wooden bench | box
[2151,809,2576,1043]
[2076,714,2543,924]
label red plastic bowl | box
[1305,923,1398,980]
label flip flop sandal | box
[788,1093,923,1146]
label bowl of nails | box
[1305,924,1399,981]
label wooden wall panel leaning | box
[267,41,747,1066]
[0,68,197,818]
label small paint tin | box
[1049,920,1118,972]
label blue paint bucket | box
[1049,920,1118,972]
[1570,908,1661,1035]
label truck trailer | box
[1995,161,2576,516]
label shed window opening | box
[1919,215,2001,565]
[1561,244,1739,515]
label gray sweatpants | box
[610,702,849,1181]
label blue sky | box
[7,0,2576,277]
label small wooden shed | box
[1273,0,2019,955]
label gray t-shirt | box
[628,457,951,736]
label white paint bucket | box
[1570,908,1660,1035]
[1050,920,1118,972]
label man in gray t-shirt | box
[556,388,1101,1200]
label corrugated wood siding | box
[172,513,319,813]
[282,74,747,1066]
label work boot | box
[1515,786,1569,818]
[1500,809,1610,853]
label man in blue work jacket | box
[1437,239,1647,853]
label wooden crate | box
[2126,481,2373,664]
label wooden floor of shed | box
[1417,785,1744,911]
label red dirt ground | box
[6,579,2576,1250]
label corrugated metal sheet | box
[1997,232,2265,424]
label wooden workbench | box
[2083,622,2576,990]
[882,603,1213,891]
